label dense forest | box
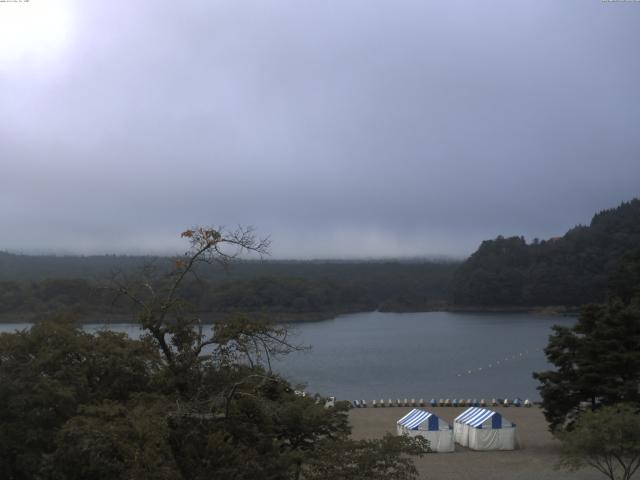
[3,198,639,321]
[453,199,640,307]
[0,255,457,322]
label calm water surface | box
[0,311,573,401]
[276,311,574,401]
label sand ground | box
[349,406,605,480]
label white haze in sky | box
[1,0,639,258]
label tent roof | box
[454,407,497,427]
[397,409,434,429]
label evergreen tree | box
[534,252,640,431]
[454,198,640,307]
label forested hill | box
[0,255,458,322]
[452,199,640,307]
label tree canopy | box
[0,259,457,323]
[453,199,640,307]
[557,404,640,480]
[533,251,640,431]
[0,226,427,480]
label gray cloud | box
[1,0,639,258]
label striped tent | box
[453,407,516,450]
[396,409,454,452]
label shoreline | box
[0,305,579,325]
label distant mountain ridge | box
[452,198,640,307]
[0,252,159,282]
[3,199,638,318]
[0,252,458,322]
[0,251,456,282]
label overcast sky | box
[1,0,639,258]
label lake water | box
[0,311,573,401]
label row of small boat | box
[351,398,532,408]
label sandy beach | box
[349,406,604,480]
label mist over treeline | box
[1,198,639,322]
[0,253,457,282]
[0,255,459,322]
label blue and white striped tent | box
[455,407,503,428]
[454,407,516,450]
[396,409,454,452]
